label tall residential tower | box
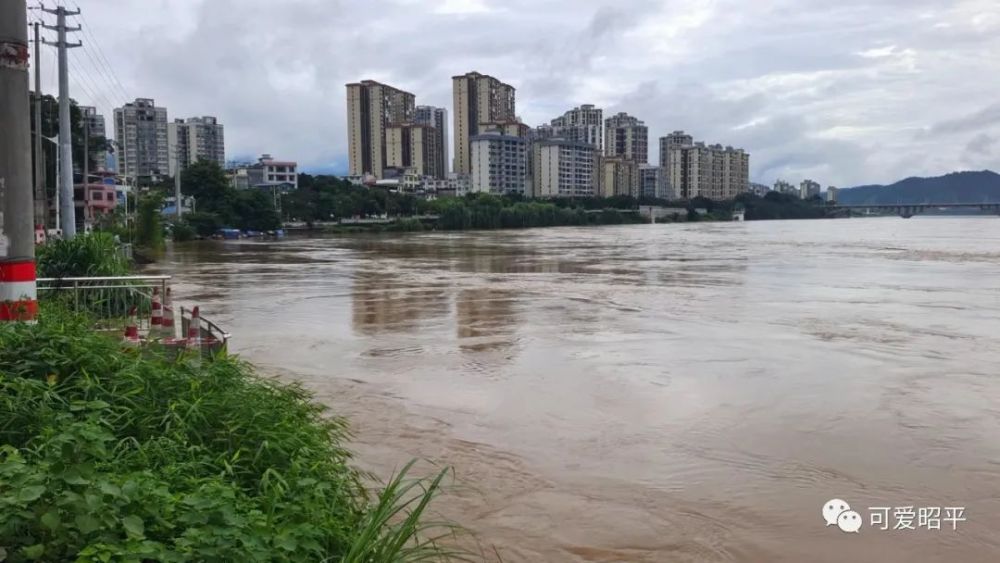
[346,80,415,179]
[167,116,225,176]
[604,112,648,164]
[549,104,603,149]
[413,105,448,178]
[114,98,169,179]
[452,71,516,175]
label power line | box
[68,25,120,107]
[71,4,132,103]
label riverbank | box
[0,309,458,561]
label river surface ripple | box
[152,217,1000,562]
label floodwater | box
[152,217,1000,562]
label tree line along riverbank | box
[115,161,834,245]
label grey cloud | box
[61,0,1000,183]
[928,104,1000,135]
[965,133,996,156]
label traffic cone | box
[162,288,176,340]
[150,287,163,337]
[123,307,140,346]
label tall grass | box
[36,233,139,321]
[36,232,131,278]
[0,308,464,562]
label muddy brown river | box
[152,217,1000,562]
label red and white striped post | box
[162,288,175,340]
[150,287,163,337]
[0,2,37,323]
[123,306,140,346]
[0,260,38,323]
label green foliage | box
[37,233,131,279]
[0,310,462,562]
[231,190,281,231]
[170,221,196,242]
[30,95,107,204]
[181,212,223,238]
[385,218,425,233]
[135,195,165,251]
[735,192,830,220]
[427,193,630,231]
[181,161,281,232]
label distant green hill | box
[838,170,1000,205]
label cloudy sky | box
[31,0,1000,187]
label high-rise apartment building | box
[533,139,600,198]
[114,98,169,178]
[800,179,821,199]
[80,106,108,172]
[452,71,516,175]
[346,80,415,179]
[659,130,693,168]
[386,123,440,178]
[639,164,669,199]
[662,131,750,200]
[549,104,603,149]
[600,157,640,198]
[470,130,528,196]
[604,112,648,164]
[774,179,796,195]
[167,116,225,176]
[413,105,448,178]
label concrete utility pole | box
[32,21,47,229]
[0,0,39,322]
[41,4,81,239]
[82,109,88,229]
[174,165,183,219]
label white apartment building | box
[800,179,821,199]
[452,71,516,175]
[773,179,797,195]
[604,112,648,164]
[825,186,839,202]
[533,139,600,198]
[114,98,168,179]
[230,154,298,191]
[470,131,528,196]
[346,80,415,179]
[167,116,225,177]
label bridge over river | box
[833,202,1000,218]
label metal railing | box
[180,305,231,351]
[36,275,230,348]
[37,275,170,331]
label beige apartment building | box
[452,71,516,175]
[386,123,440,178]
[413,105,448,178]
[346,80,415,179]
[549,104,603,149]
[604,112,648,164]
[661,131,750,200]
[600,156,640,198]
